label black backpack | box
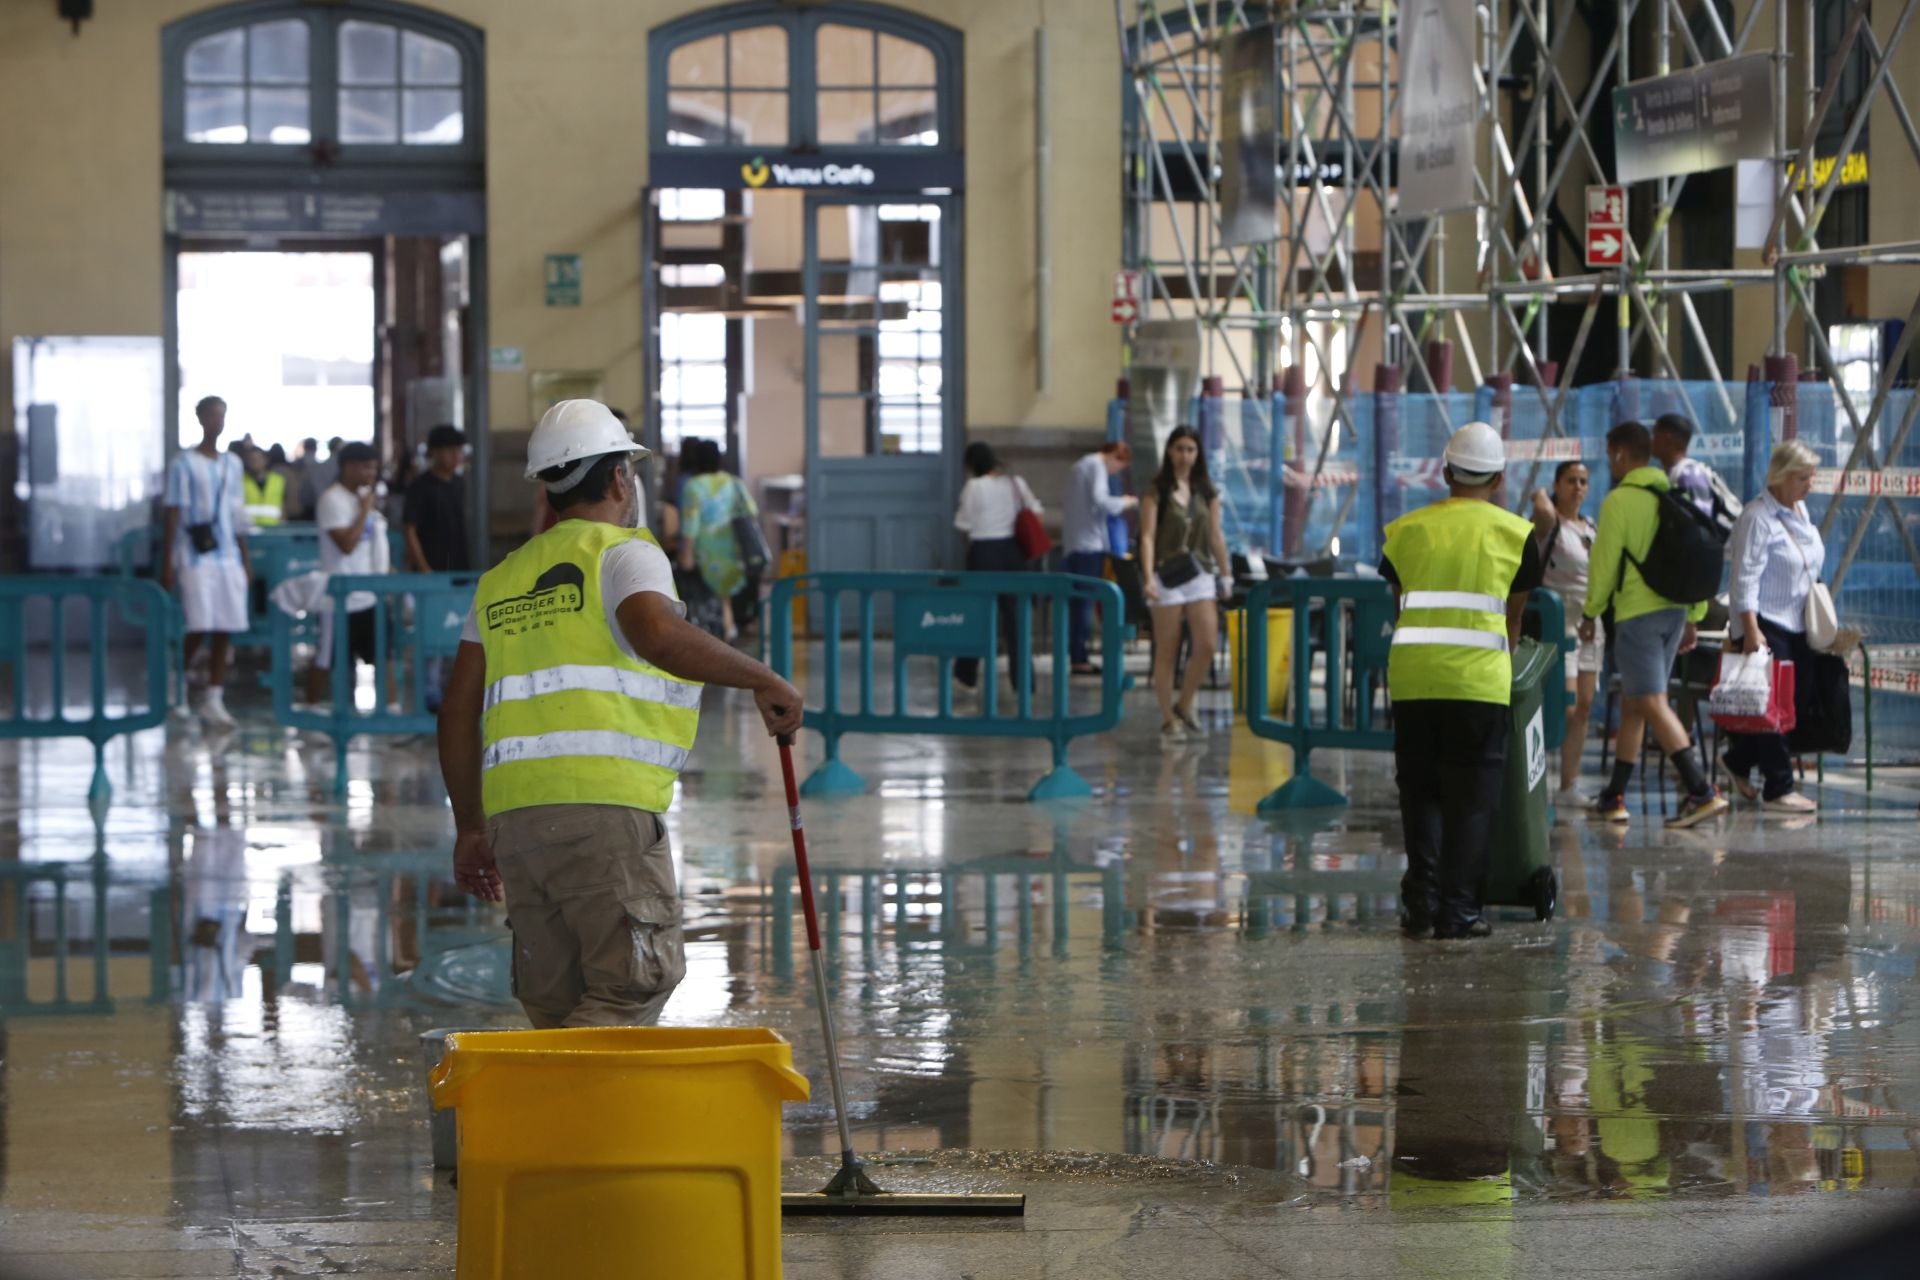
[1621,482,1726,605]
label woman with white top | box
[1530,460,1601,803]
[1139,426,1232,743]
[1721,440,1825,812]
[952,441,1042,690]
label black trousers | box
[954,537,1029,687]
[1723,616,1814,800]
[1395,699,1509,928]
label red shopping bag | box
[1708,649,1797,735]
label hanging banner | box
[1125,319,1204,478]
[1219,24,1279,247]
[1396,0,1480,216]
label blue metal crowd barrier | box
[271,572,478,793]
[0,577,173,809]
[769,571,1129,801]
[1241,576,1396,810]
[1240,578,1574,810]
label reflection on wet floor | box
[3,681,1920,1265]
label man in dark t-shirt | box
[404,425,471,573]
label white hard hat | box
[1443,421,1506,475]
[525,399,648,489]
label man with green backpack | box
[1579,420,1730,828]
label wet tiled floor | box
[2,665,1919,1277]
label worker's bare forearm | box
[437,706,487,833]
[640,616,784,692]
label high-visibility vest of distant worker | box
[435,399,803,1028]
[243,464,286,527]
[1380,421,1541,942]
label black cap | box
[427,424,466,451]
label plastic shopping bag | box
[1708,647,1797,735]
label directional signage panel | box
[1586,227,1625,268]
[1613,54,1773,184]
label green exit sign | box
[545,253,582,307]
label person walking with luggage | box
[1381,422,1542,940]
[1720,441,1825,813]
[677,438,760,644]
[1580,421,1729,828]
[1531,461,1601,805]
[436,400,802,1028]
[1139,426,1232,743]
[1061,441,1139,676]
[952,441,1043,691]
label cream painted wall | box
[0,0,1122,457]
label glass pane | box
[249,19,308,84]
[818,396,873,457]
[730,91,788,146]
[816,24,873,87]
[659,188,726,221]
[878,34,935,86]
[817,90,877,145]
[185,29,244,82]
[402,31,462,86]
[338,88,400,143]
[339,21,398,86]
[728,26,787,89]
[819,335,866,393]
[668,34,724,86]
[402,89,463,144]
[249,87,311,145]
[184,85,246,143]
[666,90,728,145]
[877,90,938,145]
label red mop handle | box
[777,736,823,952]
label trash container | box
[430,1026,809,1280]
[420,1027,491,1171]
[1486,637,1559,921]
[1227,607,1293,715]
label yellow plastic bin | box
[1227,607,1293,715]
[430,1026,810,1280]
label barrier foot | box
[332,737,350,797]
[1256,774,1350,812]
[1028,765,1092,802]
[87,761,112,817]
[800,757,866,798]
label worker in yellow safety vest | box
[242,446,286,527]
[437,400,802,1027]
[1380,422,1543,940]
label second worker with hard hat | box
[437,399,803,1027]
[1379,421,1543,939]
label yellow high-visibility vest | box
[475,520,701,817]
[243,471,286,526]
[1384,498,1533,705]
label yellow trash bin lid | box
[429,1026,810,1109]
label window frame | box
[649,1,961,155]
[163,0,484,178]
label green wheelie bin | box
[1486,637,1559,921]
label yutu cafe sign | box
[650,150,965,192]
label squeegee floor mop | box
[776,736,1026,1217]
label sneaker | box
[1159,720,1188,745]
[199,687,237,729]
[1763,791,1817,814]
[1399,914,1435,940]
[1176,710,1205,736]
[1665,790,1731,830]
[1718,753,1758,801]
[1554,786,1590,810]
[1587,793,1630,823]
[1434,918,1493,940]
[1070,662,1102,677]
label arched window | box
[165,2,482,169]
[652,3,958,153]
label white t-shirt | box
[953,473,1041,540]
[460,536,682,661]
[316,483,392,612]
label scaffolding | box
[1118,0,1920,749]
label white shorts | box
[1154,571,1218,608]
[176,560,249,635]
[1564,626,1604,679]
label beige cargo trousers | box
[488,803,685,1028]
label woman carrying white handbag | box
[1720,440,1829,812]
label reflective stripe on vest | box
[475,521,698,817]
[1383,498,1533,705]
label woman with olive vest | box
[1138,425,1233,744]
[436,400,802,1029]
[1380,422,1544,940]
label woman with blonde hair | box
[1721,439,1826,812]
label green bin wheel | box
[1529,868,1558,922]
